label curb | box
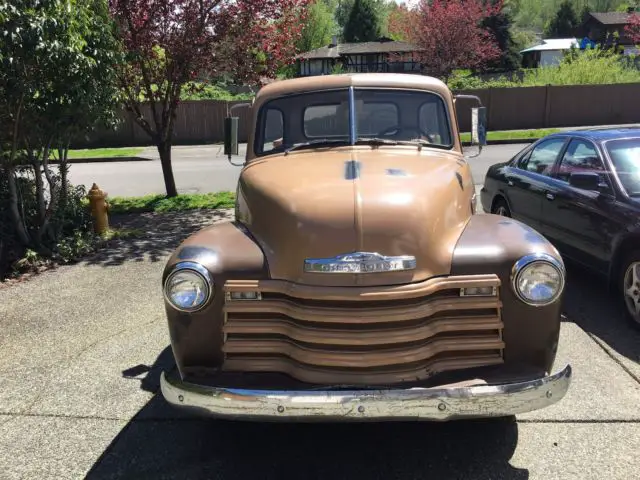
[49,156,155,164]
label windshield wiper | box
[356,137,399,146]
[356,137,442,151]
[283,139,349,155]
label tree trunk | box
[6,165,31,246]
[158,141,178,197]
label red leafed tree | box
[109,0,309,197]
[387,4,411,41]
[625,13,640,45]
[392,0,502,82]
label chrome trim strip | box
[160,364,572,421]
[163,261,214,312]
[511,253,566,307]
[304,252,417,274]
[348,86,356,145]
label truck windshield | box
[606,138,640,196]
[254,87,453,156]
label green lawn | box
[64,147,145,159]
[460,128,563,143]
[108,192,236,214]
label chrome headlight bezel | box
[511,253,565,307]
[163,261,214,312]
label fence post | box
[487,87,493,130]
[544,84,552,128]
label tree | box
[387,4,412,41]
[396,0,502,81]
[625,12,640,44]
[343,0,382,42]
[109,0,309,197]
[0,0,121,258]
[298,1,339,52]
[545,0,579,38]
[482,2,523,71]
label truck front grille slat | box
[222,275,504,385]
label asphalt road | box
[1,209,639,479]
[67,143,526,198]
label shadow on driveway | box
[82,210,234,268]
[561,262,640,372]
[89,349,528,480]
[83,346,529,479]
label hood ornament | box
[304,252,416,274]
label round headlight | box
[511,253,565,306]
[164,262,213,312]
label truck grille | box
[222,275,504,386]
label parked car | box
[481,128,640,329]
[159,73,571,421]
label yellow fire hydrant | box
[87,183,109,235]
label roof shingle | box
[297,40,420,60]
[588,11,633,25]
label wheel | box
[619,250,640,330]
[491,198,511,217]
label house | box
[295,36,422,77]
[576,9,640,55]
[520,38,580,68]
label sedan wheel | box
[492,199,511,217]
[621,255,640,329]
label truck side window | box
[262,108,284,152]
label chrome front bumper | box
[160,364,572,421]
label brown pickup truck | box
[159,73,572,421]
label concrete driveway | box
[1,210,639,479]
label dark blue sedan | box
[480,127,640,329]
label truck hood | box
[236,148,474,286]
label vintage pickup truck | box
[159,73,572,421]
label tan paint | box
[237,147,474,287]
[162,73,565,391]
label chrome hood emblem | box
[304,252,417,274]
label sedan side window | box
[520,138,566,176]
[556,139,605,183]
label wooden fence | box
[73,83,640,148]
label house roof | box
[297,39,419,60]
[587,11,633,25]
[520,38,579,53]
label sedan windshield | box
[605,138,640,196]
[254,88,453,157]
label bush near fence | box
[73,83,640,149]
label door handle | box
[507,179,514,186]
[546,193,555,201]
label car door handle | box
[546,193,555,201]
[507,180,514,186]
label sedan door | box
[540,137,623,273]
[502,137,569,231]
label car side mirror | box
[454,95,487,159]
[224,116,244,167]
[568,172,601,191]
[224,116,239,158]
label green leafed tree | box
[545,0,580,37]
[482,2,523,71]
[0,0,121,264]
[343,0,383,42]
[298,1,340,52]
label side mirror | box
[469,106,487,159]
[224,116,239,159]
[568,172,601,191]
[455,94,487,159]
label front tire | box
[491,197,511,217]
[619,250,640,330]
